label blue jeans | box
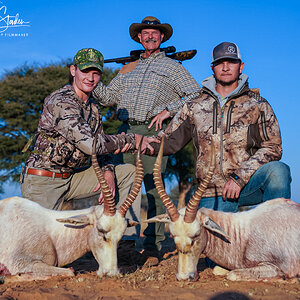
[199,161,292,212]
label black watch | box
[230,172,240,180]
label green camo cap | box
[73,48,104,72]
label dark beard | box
[214,74,240,86]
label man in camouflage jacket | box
[21,48,155,241]
[148,42,291,212]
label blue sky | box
[0,0,299,202]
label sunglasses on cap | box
[142,20,160,25]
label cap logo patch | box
[227,46,236,53]
[88,50,98,62]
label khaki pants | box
[21,164,141,239]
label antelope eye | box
[97,229,108,241]
[191,232,200,240]
[98,228,106,236]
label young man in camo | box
[21,48,156,242]
[147,42,291,212]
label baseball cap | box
[212,42,241,64]
[73,48,104,72]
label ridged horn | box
[92,132,116,216]
[153,135,179,222]
[184,137,216,223]
[119,137,144,218]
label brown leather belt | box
[25,167,72,179]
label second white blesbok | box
[146,136,300,281]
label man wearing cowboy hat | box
[93,16,200,265]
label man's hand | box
[93,170,116,205]
[135,134,160,155]
[148,109,170,131]
[222,178,241,200]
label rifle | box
[104,46,197,64]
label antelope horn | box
[92,131,116,216]
[119,137,144,218]
[153,135,179,222]
[184,137,216,223]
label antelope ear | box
[127,220,139,227]
[144,213,171,224]
[202,215,230,241]
[56,214,92,227]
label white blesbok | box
[0,138,143,279]
[146,136,300,281]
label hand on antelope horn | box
[93,170,116,205]
[135,134,160,155]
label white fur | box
[0,196,129,277]
[148,198,300,281]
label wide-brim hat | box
[129,16,173,44]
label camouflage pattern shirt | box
[148,78,282,198]
[26,84,136,173]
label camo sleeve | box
[146,103,193,155]
[52,98,136,156]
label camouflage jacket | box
[149,79,282,198]
[26,85,136,173]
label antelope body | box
[0,137,143,278]
[0,197,136,277]
[148,136,300,281]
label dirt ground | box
[0,233,299,300]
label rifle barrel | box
[104,48,197,64]
[104,56,135,64]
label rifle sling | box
[21,131,56,155]
[119,60,138,74]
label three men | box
[147,42,291,213]
[93,16,200,261]
[21,48,155,241]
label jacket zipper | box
[225,101,235,134]
[213,101,218,134]
[220,107,227,182]
[260,111,269,141]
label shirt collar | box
[140,51,165,61]
[66,84,91,107]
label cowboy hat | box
[129,16,173,43]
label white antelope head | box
[57,136,143,277]
[146,136,229,280]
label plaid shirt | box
[93,52,201,122]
